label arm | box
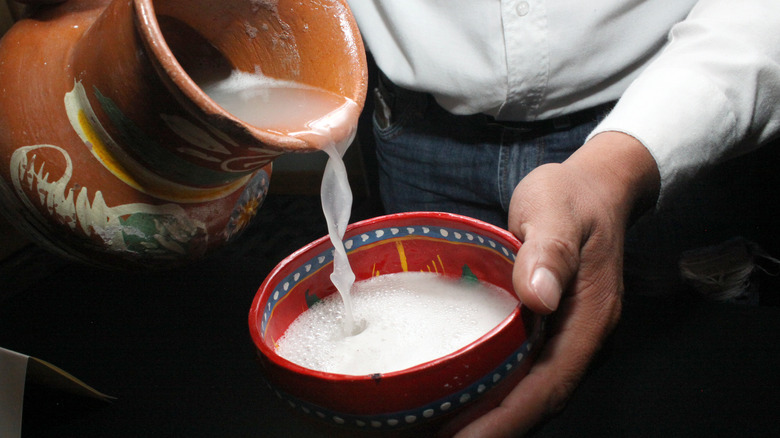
[591,0,780,202]
[458,1,780,435]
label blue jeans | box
[372,75,612,229]
[370,75,780,298]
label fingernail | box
[531,267,561,311]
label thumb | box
[512,228,580,314]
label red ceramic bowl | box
[248,212,545,436]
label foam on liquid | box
[276,272,518,375]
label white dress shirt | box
[347,0,780,200]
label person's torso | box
[347,0,698,120]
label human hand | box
[453,131,660,437]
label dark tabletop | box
[2,194,779,438]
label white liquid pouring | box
[319,142,360,335]
[202,70,518,375]
[201,70,361,335]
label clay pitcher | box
[0,0,367,268]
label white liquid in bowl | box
[277,272,518,375]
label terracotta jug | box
[0,0,367,268]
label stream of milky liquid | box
[319,141,360,335]
[202,71,520,373]
[201,70,361,335]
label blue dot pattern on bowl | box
[265,317,546,430]
[261,224,517,336]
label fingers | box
[456,286,621,438]
[453,330,578,437]
[455,234,623,438]
[452,370,557,438]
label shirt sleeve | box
[587,0,780,203]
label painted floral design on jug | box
[0,0,366,268]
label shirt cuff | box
[586,66,738,205]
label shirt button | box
[516,1,530,16]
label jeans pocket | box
[372,77,428,142]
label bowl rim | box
[248,211,524,381]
